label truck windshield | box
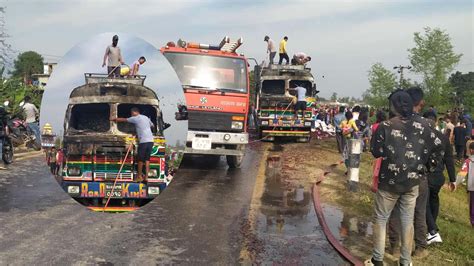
[117,104,159,135]
[262,80,285,95]
[164,52,247,93]
[69,103,110,133]
[289,80,314,97]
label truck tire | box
[227,144,245,168]
[2,138,14,164]
[226,155,243,169]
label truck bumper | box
[185,130,248,156]
[61,181,165,199]
[261,129,311,138]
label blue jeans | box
[27,122,41,146]
[373,186,418,265]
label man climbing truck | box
[161,37,250,168]
[255,64,317,142]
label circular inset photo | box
[39,33,187,211]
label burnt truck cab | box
[255,64,317,142]
[61,74,169,207]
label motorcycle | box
[3,101,41,151]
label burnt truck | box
[60,74,169,209]
[255,64,317,142]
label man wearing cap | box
[102,35,124,77]
[264,36,277,65]
[367,90,443,266]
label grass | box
[315,138,474,265]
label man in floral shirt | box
[367,90,442,266]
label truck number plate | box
[105,184,122,198]
[192,137,212,150]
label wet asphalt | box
[0,143,345,265]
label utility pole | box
[393,65,412,88]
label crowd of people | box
[318,87,473,265]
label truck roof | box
[68,74,159,105]
[259,64,314,81]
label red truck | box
[161,37,250,168]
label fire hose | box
[312,161,363,266]
[102,143,133,211]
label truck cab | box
[161,37,249,168]
[255,64,317,142]
[60,74,170,208]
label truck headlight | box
[261,120,269,126]
[224,134,231,141]
[148,186,160,195]
[304,122,312,126]
[68,186,80,194]
[67,167,81,176]
[231,121,243,129]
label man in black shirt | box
[422,111,457,245]
[454,119,467,162]
[368,90,442,266]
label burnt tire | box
[226,155,243,169]
[2,138,14,164]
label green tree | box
[408,27,462,109]
[11,51,44,83]
[449,71,474,112]
[330,92,338,101]
[0,68,42,113]
[363,63,397,108]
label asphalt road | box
[0,143,344,265]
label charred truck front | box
[255,64,317,142]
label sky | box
[38,33,187,147]
[2,0,473,100]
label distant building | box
[31,62,57,89]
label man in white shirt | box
[292,52,312,65]
[111,107,154,182]
[293,84,307,120]
[264,36,277,65]
[129,56,146,76]
[22,96,40,146]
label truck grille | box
[188,111,243,132]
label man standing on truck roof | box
[102,35,124,78]
[278,36,289,65]
[264,36,277,65]
[129,56,146,76]
[293,84,307,120]
[111,107,154,182]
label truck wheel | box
[226,155,243,169]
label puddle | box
[251,153,347,264]
[322,203,373,242]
